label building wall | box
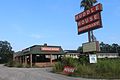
[97,53,119,58]
[65,53,79,59]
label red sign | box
[77,13,101,27]
[78,20,102,34]
[41,47,60,52]
[75,3,103,35]
[75,3,102,21]
[63,66,75,74]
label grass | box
[4,61,22,67]
[53,57,120,79]
[4,61,31,68]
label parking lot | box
[0,64,89,80]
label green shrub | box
[94,58,120,79]
[53,57,120,79]
[61,57,79,67]
[79,55,89,65]
[15,63,23,68]
[53,61,63,72]
[4,61,24,68]
[4,61,16,67]
[53,57,79,72]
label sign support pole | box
[88,31,91,42]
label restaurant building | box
[14,44,64,67]
[64,50,80,59]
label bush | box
[53,57,79,72]
[4,61,24,68]
[53,57,120,79]
[94,58,120,79]
[4,61,16,67]
[0,53,13,64]
[15,63,23,68]
[76,58,120,79]
[53,61,63,72]
[79,55,89,65]
[75,64,95,77]
[61,57,79,67]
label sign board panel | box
[75,3,102,21]
[63,66,75,74]
[89,54,97,63]
[83,41,100,53]
[78,20,102,34]
[75,3,103,35]
[77,13,101,27]
[41,47,60,52]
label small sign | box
[41,47,60,52]
[83,41,100,53]
[89,54,97,63]
[63,66,75,74]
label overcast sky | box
[0,0,120,51]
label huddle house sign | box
[75,3,102,21]
[77,13,101,27]
[75,3,103,34]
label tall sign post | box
[75,3,103,63]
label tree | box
[0,41,14,63]
[80,0,97,42]
[99,42,120,53]
[100,42,105,52]
[111,43,119,53]
[105,44,111,53]
[77,46,83,53]
[80,0,97,10]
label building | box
[64,50,80,59]
[97,53,119,58]
[14,44,64,67]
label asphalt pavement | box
[0,64,96,80]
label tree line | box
[100,42,120,53]
[0,41,14,63]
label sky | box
[0,0,120,52]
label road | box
[0,64,93,80]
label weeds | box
[53,57,120,79]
